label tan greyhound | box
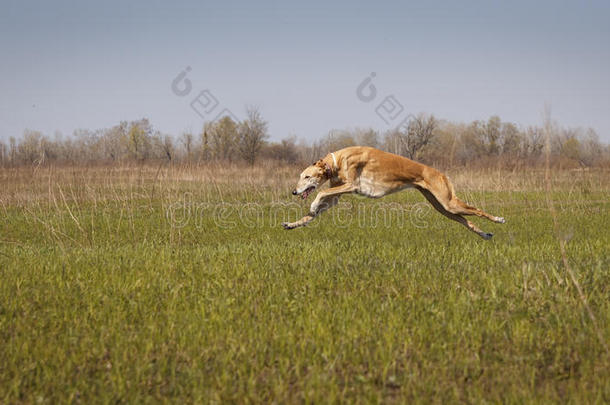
[282,146,505,239]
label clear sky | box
[1,0,609,142]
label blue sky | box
[1,0,609,142]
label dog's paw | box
[281,222,295,230]
[495,217,506,224]
[481,232,494,240]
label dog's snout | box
[292,189,297,195]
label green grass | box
[1,166,609,403]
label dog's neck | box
[324,152,338,179]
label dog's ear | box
[324,163,332,178]
[313,159,331,177]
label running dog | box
[281,146,505,239]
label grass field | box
[1,164,609,403]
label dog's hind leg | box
[448,197,505,224]
[417,187,495,240]
[418,175,505,224]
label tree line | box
[1,109,608,169]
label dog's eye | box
[304,175,310,179]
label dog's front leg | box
[281,196,323,229]
[282,184,354,230]
[281,195,339,230]
[310,193,340,216]
[308,193,325,215]
[281,213,315,229]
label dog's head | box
[291,159,332,199]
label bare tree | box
[101,123,127,162]
[560,133,581,161]
[9,137,17,165]
[383,129,403,156]
[324,129,356,152]
[416,121,459,167]
[355,128,379,148]
[238,107,269,165]
[470,116,502,156]
[392,113,437,159]
[209,116,239,161]
[302,138,323,163]
[153,132,174,162]
[500,122,521,157]
[486,116,502,155]
[523,126,544,158]
[18,130,43,164]
[200,122,213,161]
[125,119,153,160]
[4,113,609,168]
[180,132,195,161]
[0,141,6,166]
[263,136,299,163]
[580,128,603,166]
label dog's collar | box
[325,153,338,179]
[331,152,337,169]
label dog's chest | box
[357,176,412,198]
[357,177,390,198]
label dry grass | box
[2,163,608,204]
